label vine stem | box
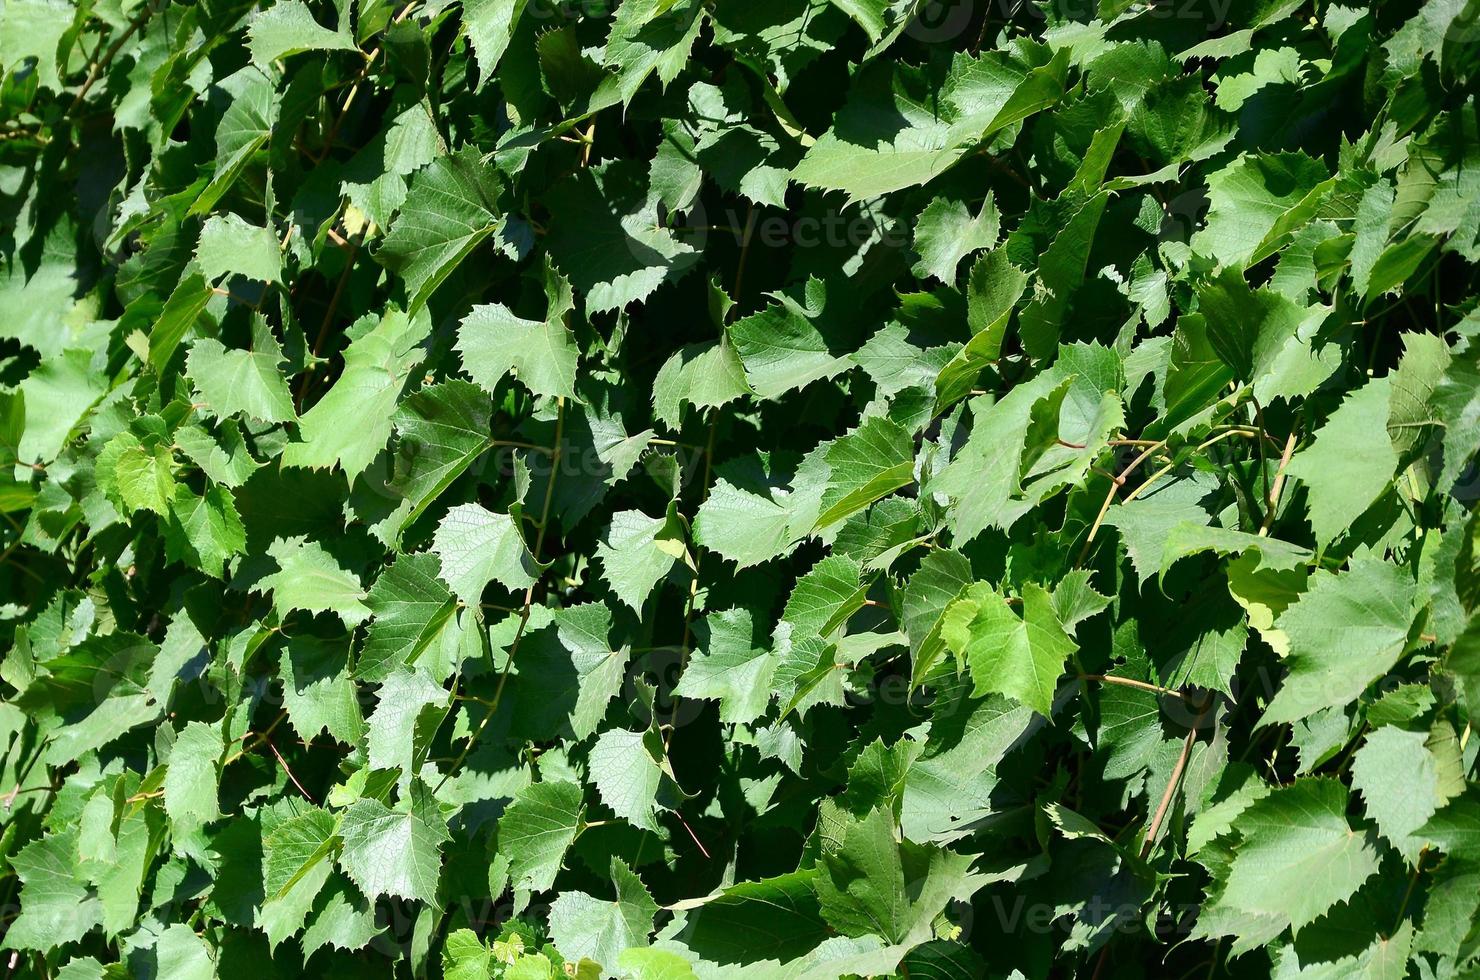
[64,1,155,120]
[222,710,289,767]
[435,397,565,793]
[663,411,717,756]
[295,228,364,410]
[1101,700,1211,980]
[1259,430,1298,536]
[1142,718,1200,859]
[312,0,420,164]
[1115,428,1257,512]
[1393,846,1427,933]
[732,204,757,310]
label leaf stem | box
[1080,674,1184,698]
[1075,439,1165,565]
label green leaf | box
[462,0,527,79]
[186,325,297,424]
[457,260,579,400]
[603,0,708,106]
[281,306,430,482]
[443,929,497,980]
[302,879,381,956]
[280,636,366,745]
[781,554,869,643]
[0,0,74,91]
[594,506,685,612]
[1285,376,1399,546]
[1351,723,1465,862]
[361,552,462,681]
[1261,559,1417,726]
[651,339,751,429]
[154,924,216,980]
[194,67,278,216]
[547,858,658,968]
[260,807,338,949]
[588,726,666,833]
[260,537,371,627]
[941,582,1076,717]
[673,607,777,725]
[510,604,631,741]
[195,213,283,283]
[812,417,915,531]
[792,48,1069,201]
[98,431,176,516]
[248,0,357,63]
[372,379,496,544]
[934,249,1028,411]
[912,194,1001,284]
[728,278,862,400]
[543,161,698,314]
[1215,779,1380,934]
[902,549,974,686]
[431,503,544,602]
[691,452,822,568]
[1191,152,1331,268]
[165,485,247,579]
[672,872,829,965]
[338,789,449,906]
[15,347,107,464]
[5,831,102,950]
[162,722,222,834]
[498,780,585,893]
[815,808,977,945]
[377,149,503,314]
[366,667,447,775]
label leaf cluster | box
[1,0,1480,978]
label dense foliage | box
[2,0,1480,976]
